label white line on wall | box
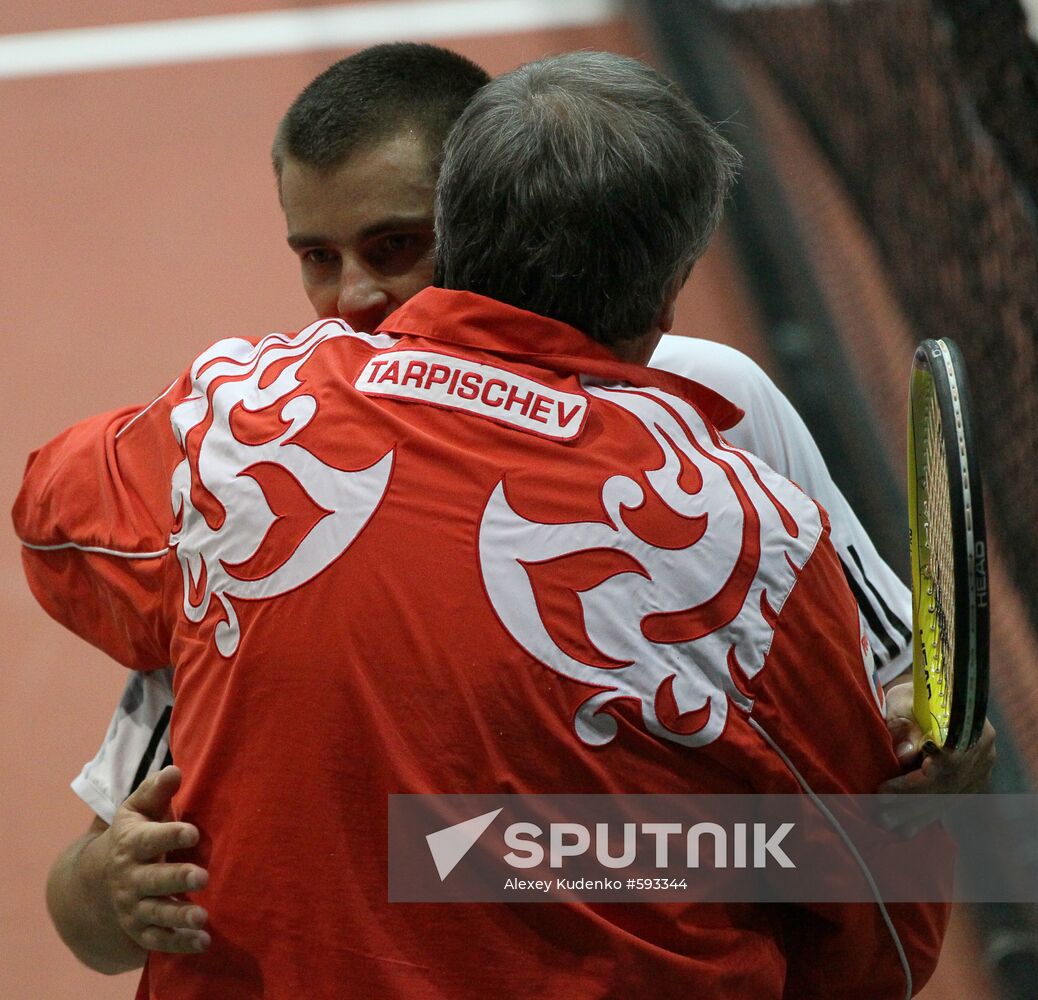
[0,0,621,80]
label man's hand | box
[95,765,210,955]
[47,765,210,973]
[877,681,996,833]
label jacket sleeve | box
[12,376,190,670]
[746,533,949,999]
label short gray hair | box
[434,51,741,346]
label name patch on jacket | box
[355,350,588,440]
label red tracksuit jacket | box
[15,288,946,998]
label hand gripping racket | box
[908,337,989,752]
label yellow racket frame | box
[908,337,988,753]
[908,361,949,749]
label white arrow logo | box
[425,808,503,881]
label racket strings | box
[922,387,956,723]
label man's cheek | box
[307,287,339,319]
[396,268,436,305]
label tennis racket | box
[908,337,989,753]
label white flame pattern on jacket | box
[479,383,824,748]
[169,321,395,656]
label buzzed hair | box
[272,43,490,181]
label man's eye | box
[379,234,416,256]
[367,233,433,274]
[303,249,337,266]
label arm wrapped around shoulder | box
[13,385,187,670]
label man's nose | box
[337,261,390,333]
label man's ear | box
[658,293,679,334]
[656,265,692,334]
[656,265,697,336]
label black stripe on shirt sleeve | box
[840,555,902,662]
[845,544,913,644]
[130,705,173,795]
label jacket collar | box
[377,287,744,432]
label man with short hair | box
[17,50,948,997]
[272,42,490,331]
